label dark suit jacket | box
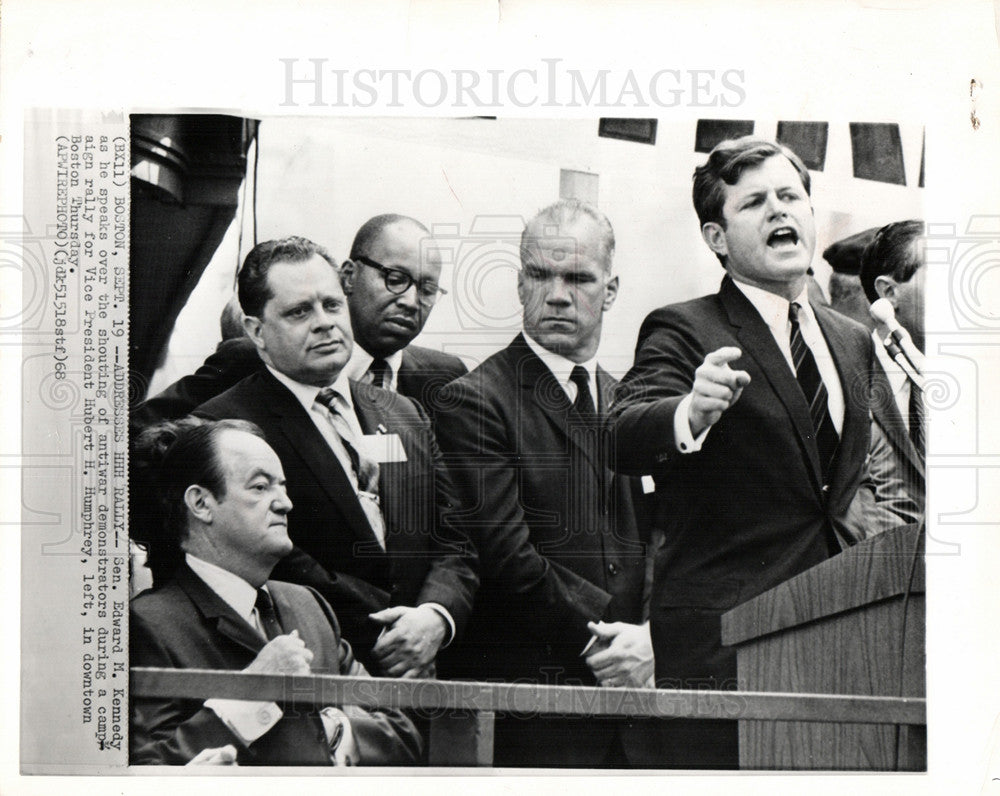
[130,565,422,765]
[435,334,651,767]
[194,372,478,667]
[606,277,873,767]
[131,337,468,428]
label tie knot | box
[369,358,390,389]
[788,301,803,323]
[255,587,274,613]
[570,365,590,391]
[316,386,342,412]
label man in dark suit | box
[130,214,466,427]
[129,417,422,766]
[435,200,654,768]
[194,237,477,678]
[855,220,927,531]
[606,138,875,768]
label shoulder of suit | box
[351,378,426,419]
[404,344,468,376]
[441,339,520,396]
[814,302,873,343]
[195,370,278,418]
[130,578,191,624]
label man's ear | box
[874,275,899,305]
[340,260,356,294]
[602,275,620,312]
[243,314,266,349]
[184,484,214,524]
[701,222,728,258]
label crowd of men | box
[129,136,927,768]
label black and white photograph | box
[3,1,1000,793]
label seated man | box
[129,417,422,766]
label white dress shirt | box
[873,329,911,428]
[265,366,456,644]
[523,331,600,409]
[343,346,405,392]
[188,554,358,764]
[677,281,845,452]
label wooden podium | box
[720,523,926,770]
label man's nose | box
[765,192,787,218]
[393,281,420,310]
[273,487,293,514]
[312,306,336,330]
[545,276,573,304]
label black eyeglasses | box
[354,256,447,306]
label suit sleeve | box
[408,400,480,638]
[130,338,261,428]
[606,308,707,475]
[309,589,424,765]
[435,377,613,646]
[129,611,249,765]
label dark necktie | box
[788,302,840,481]
[570,365,597,417]
[369,358,390,389]
[908,381,925,458]
[255,588,283,641]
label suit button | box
[608,563,619,575]
[822,484,830,493]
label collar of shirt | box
[186,553,260,626]
[730,279,844,432]
[342,345,404,392]
[267,365,356,417]
[522,330,599,405]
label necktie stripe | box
[788,302,839,482]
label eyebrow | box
[245,468,283,485]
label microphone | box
[870,298,925,388]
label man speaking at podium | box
[606,137,874,768]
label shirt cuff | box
[421,602,456,647]
[205,698,282,745]
[320,707,360,766]
[674,392,711,453]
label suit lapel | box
[175,565,265,656]
[871,360,925,477]
[260,371,381,546]
[512,335,604,477]
[720,279,824,487]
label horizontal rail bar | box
[131,668,925,726]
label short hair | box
[237,236,338,318]
[219,294,246,341]
[520,198,616,272]
[859,219,925,302]
[349,214,429,261]
[692,136,812,229]
[130,417,266,584]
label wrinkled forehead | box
[521,219,609,271]
[215,429,285,484]
[264,255,343,303]
[725,154,808,196]
[370,222,441,274]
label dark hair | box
[692,137,812,265]
[237,236,338,318]
[130,417,265,584]
[858,219,925,302]
[349,214,429,261]
[520,198,616,272]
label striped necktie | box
[788,302,840,481]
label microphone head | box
[869,298,898,328]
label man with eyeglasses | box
[189,236,477,682]
[130,214,467,427]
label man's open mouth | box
[767,227,799,247]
